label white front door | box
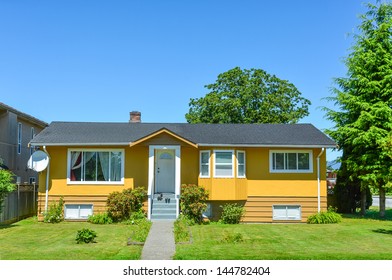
[155,149,175,193]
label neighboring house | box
[30,112,336,223]
[0,102,48,184]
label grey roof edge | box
[197,143,337,148]
[29,142,130,147]
[0,102,48,128]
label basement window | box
[273,205,301,221]
[64,204,93,219]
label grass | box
[174,209,392,260]
[0,217,151,260]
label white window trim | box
[213,150,234,178]
[17,122,22,154]
[64,204,93,220]
[199,150,210,178]
[236,150,246,178]
[269,150,313,173]
[272,205,302,221]
[67,148,125,185]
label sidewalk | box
[141,220,175,260]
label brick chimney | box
[129,111,141,123]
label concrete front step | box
[151,193,177,220]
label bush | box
[221,231,244,243]
[0,169,16,214]
[180,184,209,224]
[87,212,113,224]
[219,203,245,224]
[43,197,64,223]
[75,228,97,244]
[106,186,147,221]
[307,207,342,224]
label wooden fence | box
[0,184,38,224]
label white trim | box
[148,145,181,220]
[213,150,234,178]
[199,150,210,178]
[269,150,313,173]
[66,148,125,185]
[236,150,246,178]
[198,143,336,148]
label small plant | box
[307,207,342,224]
[219,203,245,224]
[43,197,64,223]
[87,212,113,224]
[128,209,147,224]
[174,214,193,243]
[221,230,244,243]
[75,228,97,244]
[180,184,209,224]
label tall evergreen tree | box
[325,1,392,217]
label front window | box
[68,149,124,183]
[270,150,312,173]
[237,151,246,178]
[214,150,234,178]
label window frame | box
[67,148,125,185]
[199,150,211,178]
[269,150,313,173]
[213,150,234,178]
[272,205,302,221]
[17,122,22,154]
[30,127,35,156]
[236,150,246,178]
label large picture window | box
[214,150,234,178]
[68,149,124,184]
[270,150,312,173]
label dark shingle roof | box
[30,121,336,147]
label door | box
[155,149,175,193]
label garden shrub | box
[219,203,245,224]
[75,228,97,244]
[180,184,209,224]
[0,169,15,214]
[87,212,113,224]
[106,186,147,221]
[307,207,342,224]
[221,230,244,243]
[43,197,64,223]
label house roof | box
[0,102,48,128]
[30,121,336,148]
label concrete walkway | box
[141,220,175,260]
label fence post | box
[17,183,20,222]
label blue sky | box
[0,0,370,160]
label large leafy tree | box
[186,67,310,124]
[0,159,15,215]
[325,1,392,217]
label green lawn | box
[174,211,392,260]
[0,217,148,260]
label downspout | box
[317,148,325,213]
[43,146,50,212]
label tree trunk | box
[360,188,367,216]
[379,187,386,218]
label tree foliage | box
[325,1,392,216]
[0,169,16,214]
[186,67,311,124]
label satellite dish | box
[28,150,49,172]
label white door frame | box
[147,145,181,220]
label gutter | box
[43,146,51,213]
[317,148,325,213]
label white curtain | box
[98,152,110,181]
[71,152,81,170]
[111,152,122,181]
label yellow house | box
[30,112,336,223]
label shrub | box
[0,169,16,214]
[106,186,147,221]
[307,207,342,224]
[180,184,209,224]
[43,197,64,223]
[87,212,113,224]
[75,228,97,244]
[219,203,245,224]
[221,230,244,243]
